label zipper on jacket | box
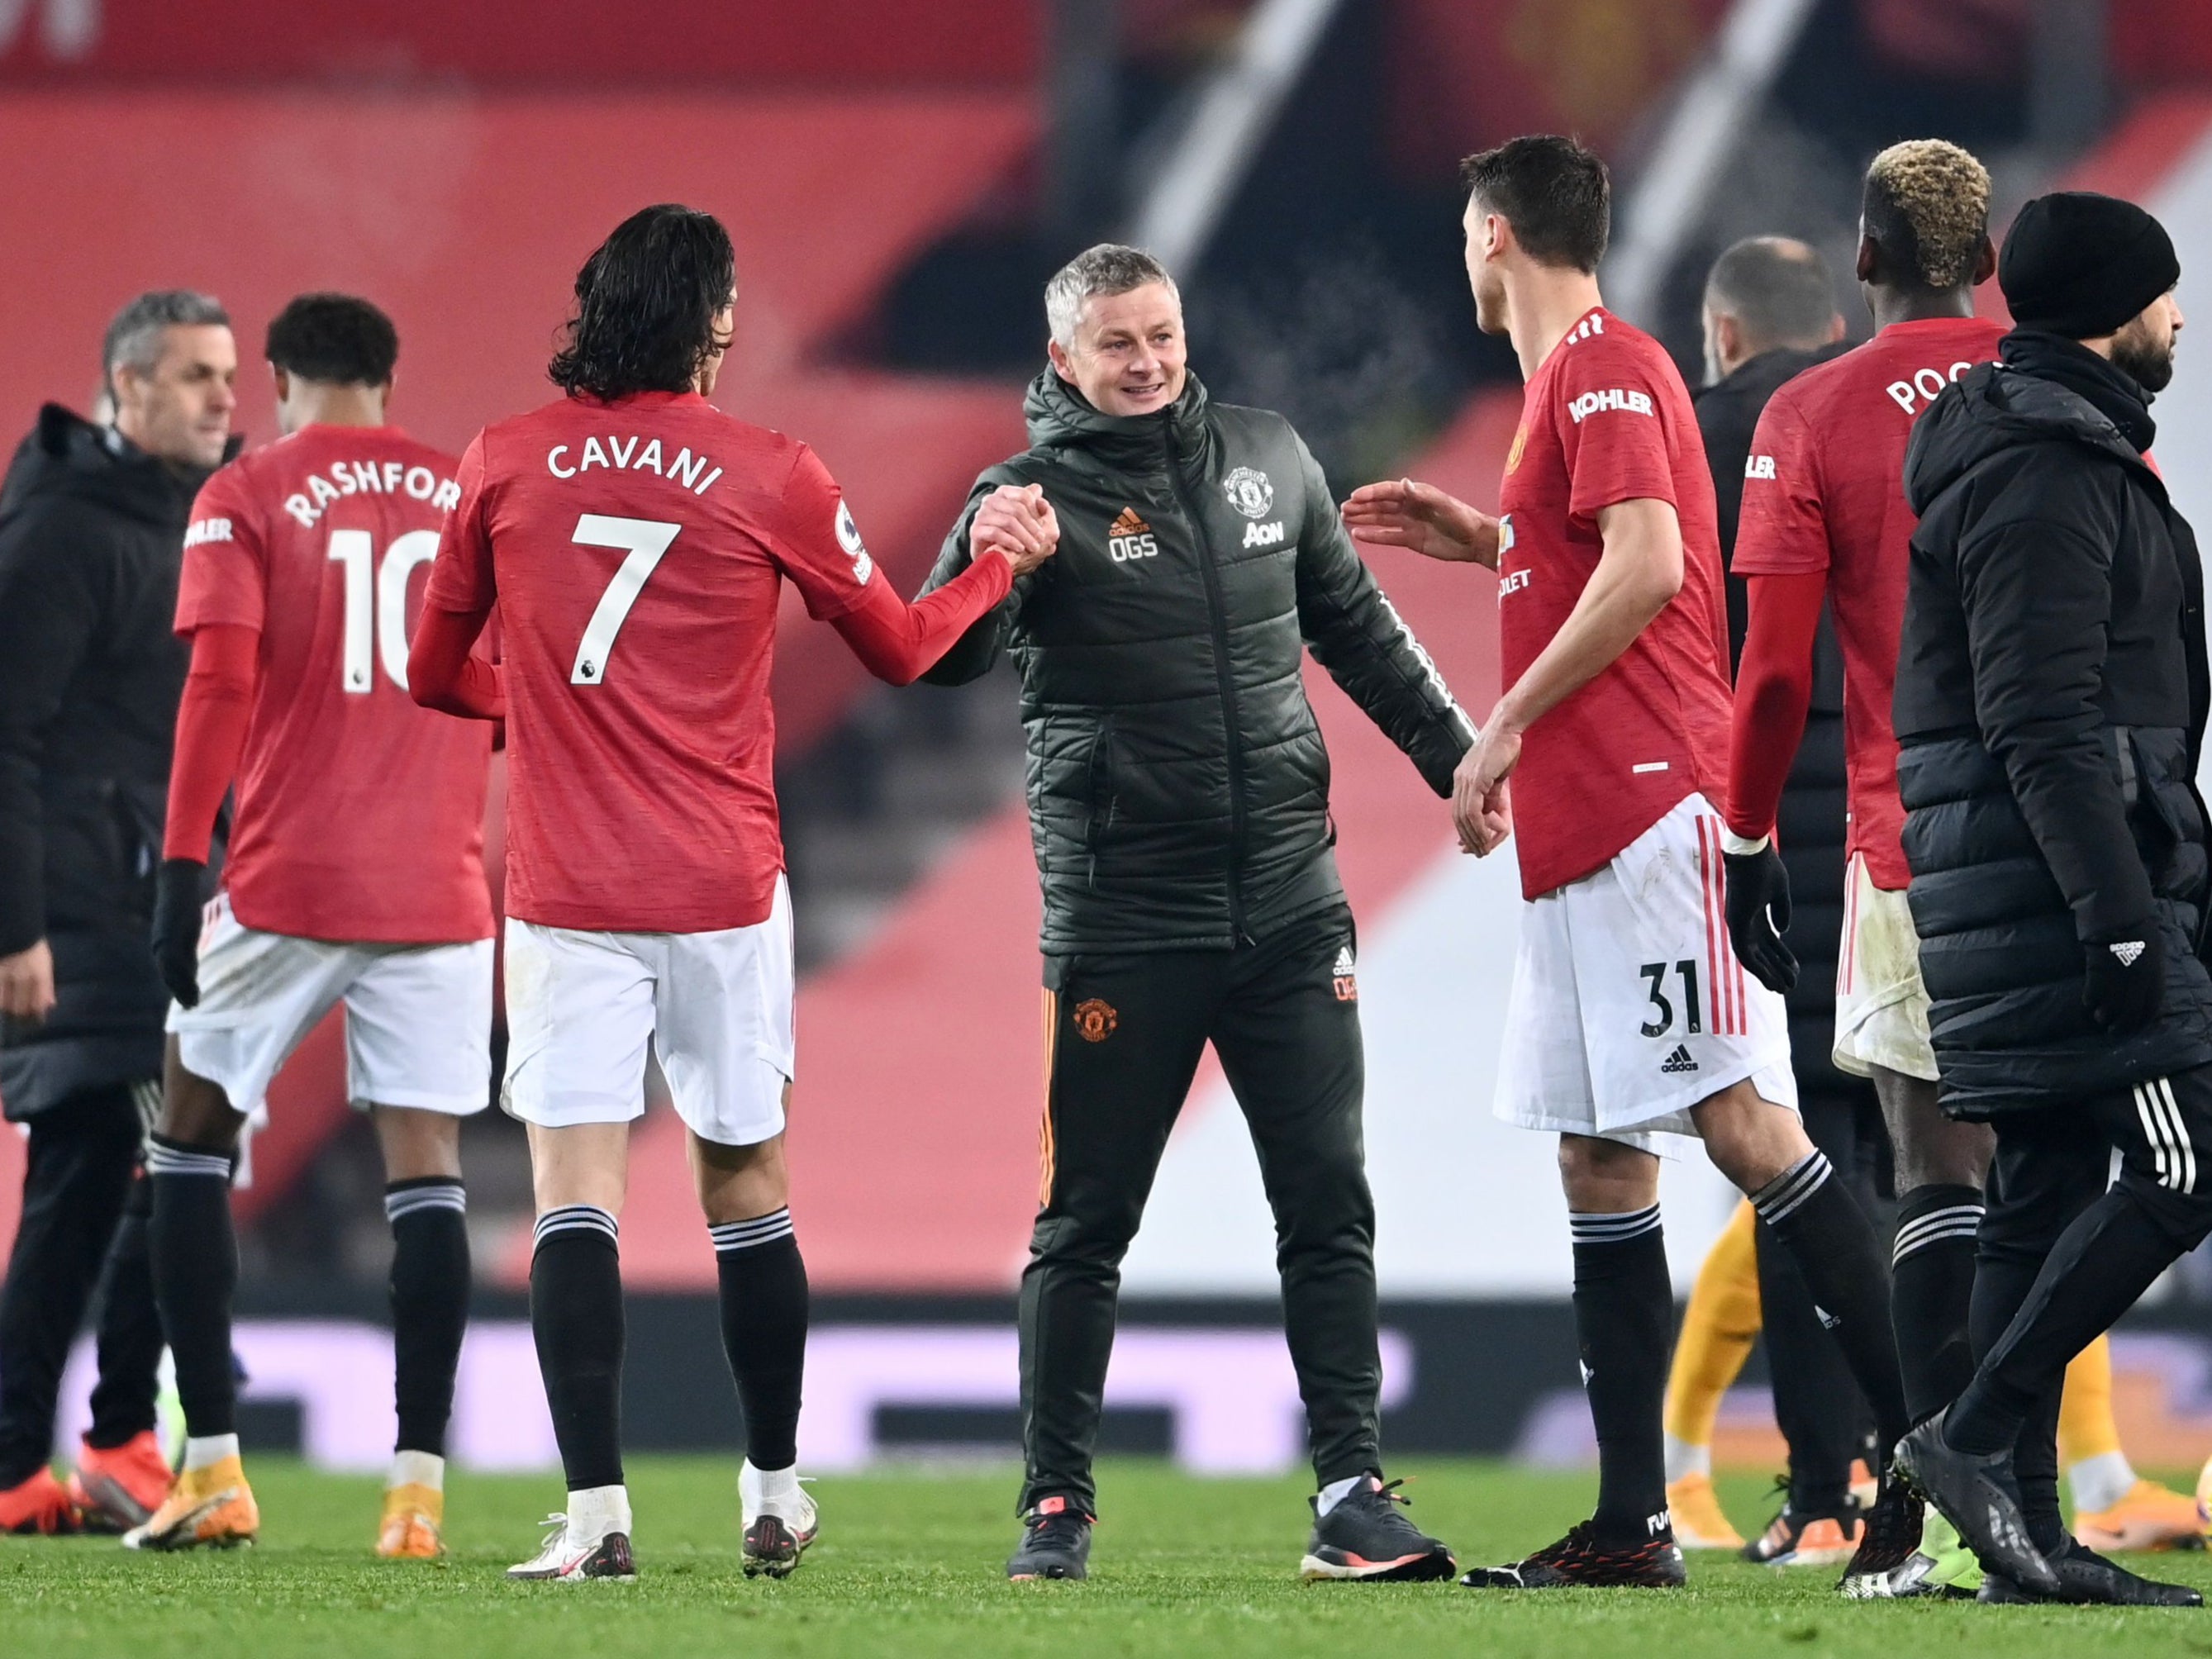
[1167,425,1251,944]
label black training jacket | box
[1896,335,2212,1115]
[922,369,1472,955]
[0,405,228,1118]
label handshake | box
[970,482,1060,578]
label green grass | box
[6,1458,2210,1657]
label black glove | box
[1724,841,1798,996]
[2082,928,2166,1034]
[150,858,207,1010]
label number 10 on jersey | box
[330,529,440,693]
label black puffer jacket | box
[0,405,227,1118]
[922,370,1471,953]
[1896,333,2212,1115]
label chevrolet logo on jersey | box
[1107,506,1158,563]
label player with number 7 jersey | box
[404,205,1053,1585]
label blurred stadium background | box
[6,0,2212,1481]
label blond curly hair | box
[1864,140,1992,290]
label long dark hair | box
[549,205,736,400]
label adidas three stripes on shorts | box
[1493,794,1799,1156]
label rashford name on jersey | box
[277,454,461,528]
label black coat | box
[0,405,227,1118]
[1896,333,2212,1115]
[1697,345,1864,1104]
[922,370,1471,954]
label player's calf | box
[382,1167,469,1560]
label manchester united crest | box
[1222,466,1274,520]
[1072,997,1119,1042]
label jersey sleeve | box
[1558,335,1681,521]
[1730,387,1830,576]
[174,465,268,636]
[421,434,498,616]
[769,444,876,622]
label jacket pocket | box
[1088,720,1123,858]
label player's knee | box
[373,1105,464,1182]
[1557,1134,1658,1211]
[1028,1206,1139,1267]
[1693,1086,1807,1192]
[155,1064,243,1152]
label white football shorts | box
[1833,852,1938,1082]
[167,893,494,1119]
[501,875,795,1148]
[1494,794,1798,1153]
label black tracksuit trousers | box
[1018,907,1379,1515]
[0,1083,164,1486]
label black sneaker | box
[1299,1476,1456,1582]
[1460,1520,1686,1589]
[1978,1535,2204,1607]
[1835,1480,1927,1598]
[1891,1409,2061,1598]
[1006,1496,1092,1581]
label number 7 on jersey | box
[570,514,681,684]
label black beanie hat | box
[2000,191,2180,338]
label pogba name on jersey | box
[544,433,725,497]
[281,457,460,528]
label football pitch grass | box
[8,1458,2212,1658]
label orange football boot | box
[376,1482,445,1559]
[1664,1471,1744,1550]
[69,1432,171,1533]
[122,1454,258,1551]
[2075,1478,2208,1553]
[0,1467,81,1535]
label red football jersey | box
[176,425,494,943]
[422,390,878,934]
[1734,316,2005,890]
[1496,307,1734,899]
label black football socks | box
[1889,1183,1984,1426]
[711,1208,808,1472]
[1571,1205,1673,1542]
[530,1205,626,1492]
[387,1178,470,1460]
[1750,1151,1910,1459]
[146,1134,240,1440]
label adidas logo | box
[1107,506,1158,564]
[2111,940,2146,967]
[1813,1304,1839,1329]
[1331,943,1358,1004]
[1333,944,1354,976]
[1660,1043,1698,1074]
